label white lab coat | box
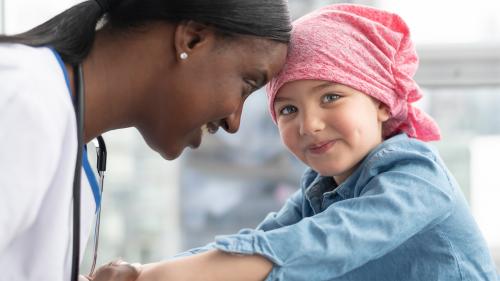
[0,43,96,281]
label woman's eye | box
[242,88,251,99]
[241,87,252,99]
[322,93,340,103]
[279,105,297,116]
[244,79,258,96]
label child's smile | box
[307,139,337,155]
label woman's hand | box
[82,260,142,281]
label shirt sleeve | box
[0,78,65,254]
[172,189,306,260]
[256,189,305,231]
[172,242,217,259]
[211,150,456,281]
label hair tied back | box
[95,0,111,14]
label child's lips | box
[308,139,337,154]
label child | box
[99,4,499,281]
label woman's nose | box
[221,101,244,134]
[299,112,325,136]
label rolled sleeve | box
[172,242,217,259]
[257,189,304,231]
[174,189,305,261]
[213,229,285,280]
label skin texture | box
[274,80,390,184]
[90,250,272,281]
[137,250,272,281]
[65,21,288,160]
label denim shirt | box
[179,134,498,280]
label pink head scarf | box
[266,4,440,141]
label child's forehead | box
[278,80,333,92]
[276,80,356,96]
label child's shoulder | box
[352,134,454,198]
[366,133,439,165]
[357,133,449,183]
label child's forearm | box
[137,249,273,281]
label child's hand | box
[84,259,142,281]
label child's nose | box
[299,112,325,136]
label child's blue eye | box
[279,105,297,116]
[322,93,340,103]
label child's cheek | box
[279,125,300,155]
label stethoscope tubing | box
[70,63,107,281]
[71,64,85,281]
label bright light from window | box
[377,0,500,44]
[470,136,500,247]
[4,0,81,34]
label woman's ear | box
[173,20,214,61]
[377,101,391,122]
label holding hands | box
[80,260,142,281]
[85,250,273,281]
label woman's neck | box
[66,30,143,143]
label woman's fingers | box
[91,260,142,281]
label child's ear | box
[377,102,391,122]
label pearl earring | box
[180,52,188,60]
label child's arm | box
[136,250,272,281]
[130,188,304,281]
[190,149,455,280]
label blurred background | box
[2,0,499,272]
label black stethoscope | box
[70,64,108,281]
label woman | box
[0,0,291,280]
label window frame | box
[416,44,500,87]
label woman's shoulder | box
[0,43,74,121]
[0,43,76,148]
[0,43,55,71]
[0,43,67,81]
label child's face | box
[274,80,390,184]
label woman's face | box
[139,34,288,160]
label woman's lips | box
[188,122,220,150]
[188,128,203,149]
[308,140,336,154]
